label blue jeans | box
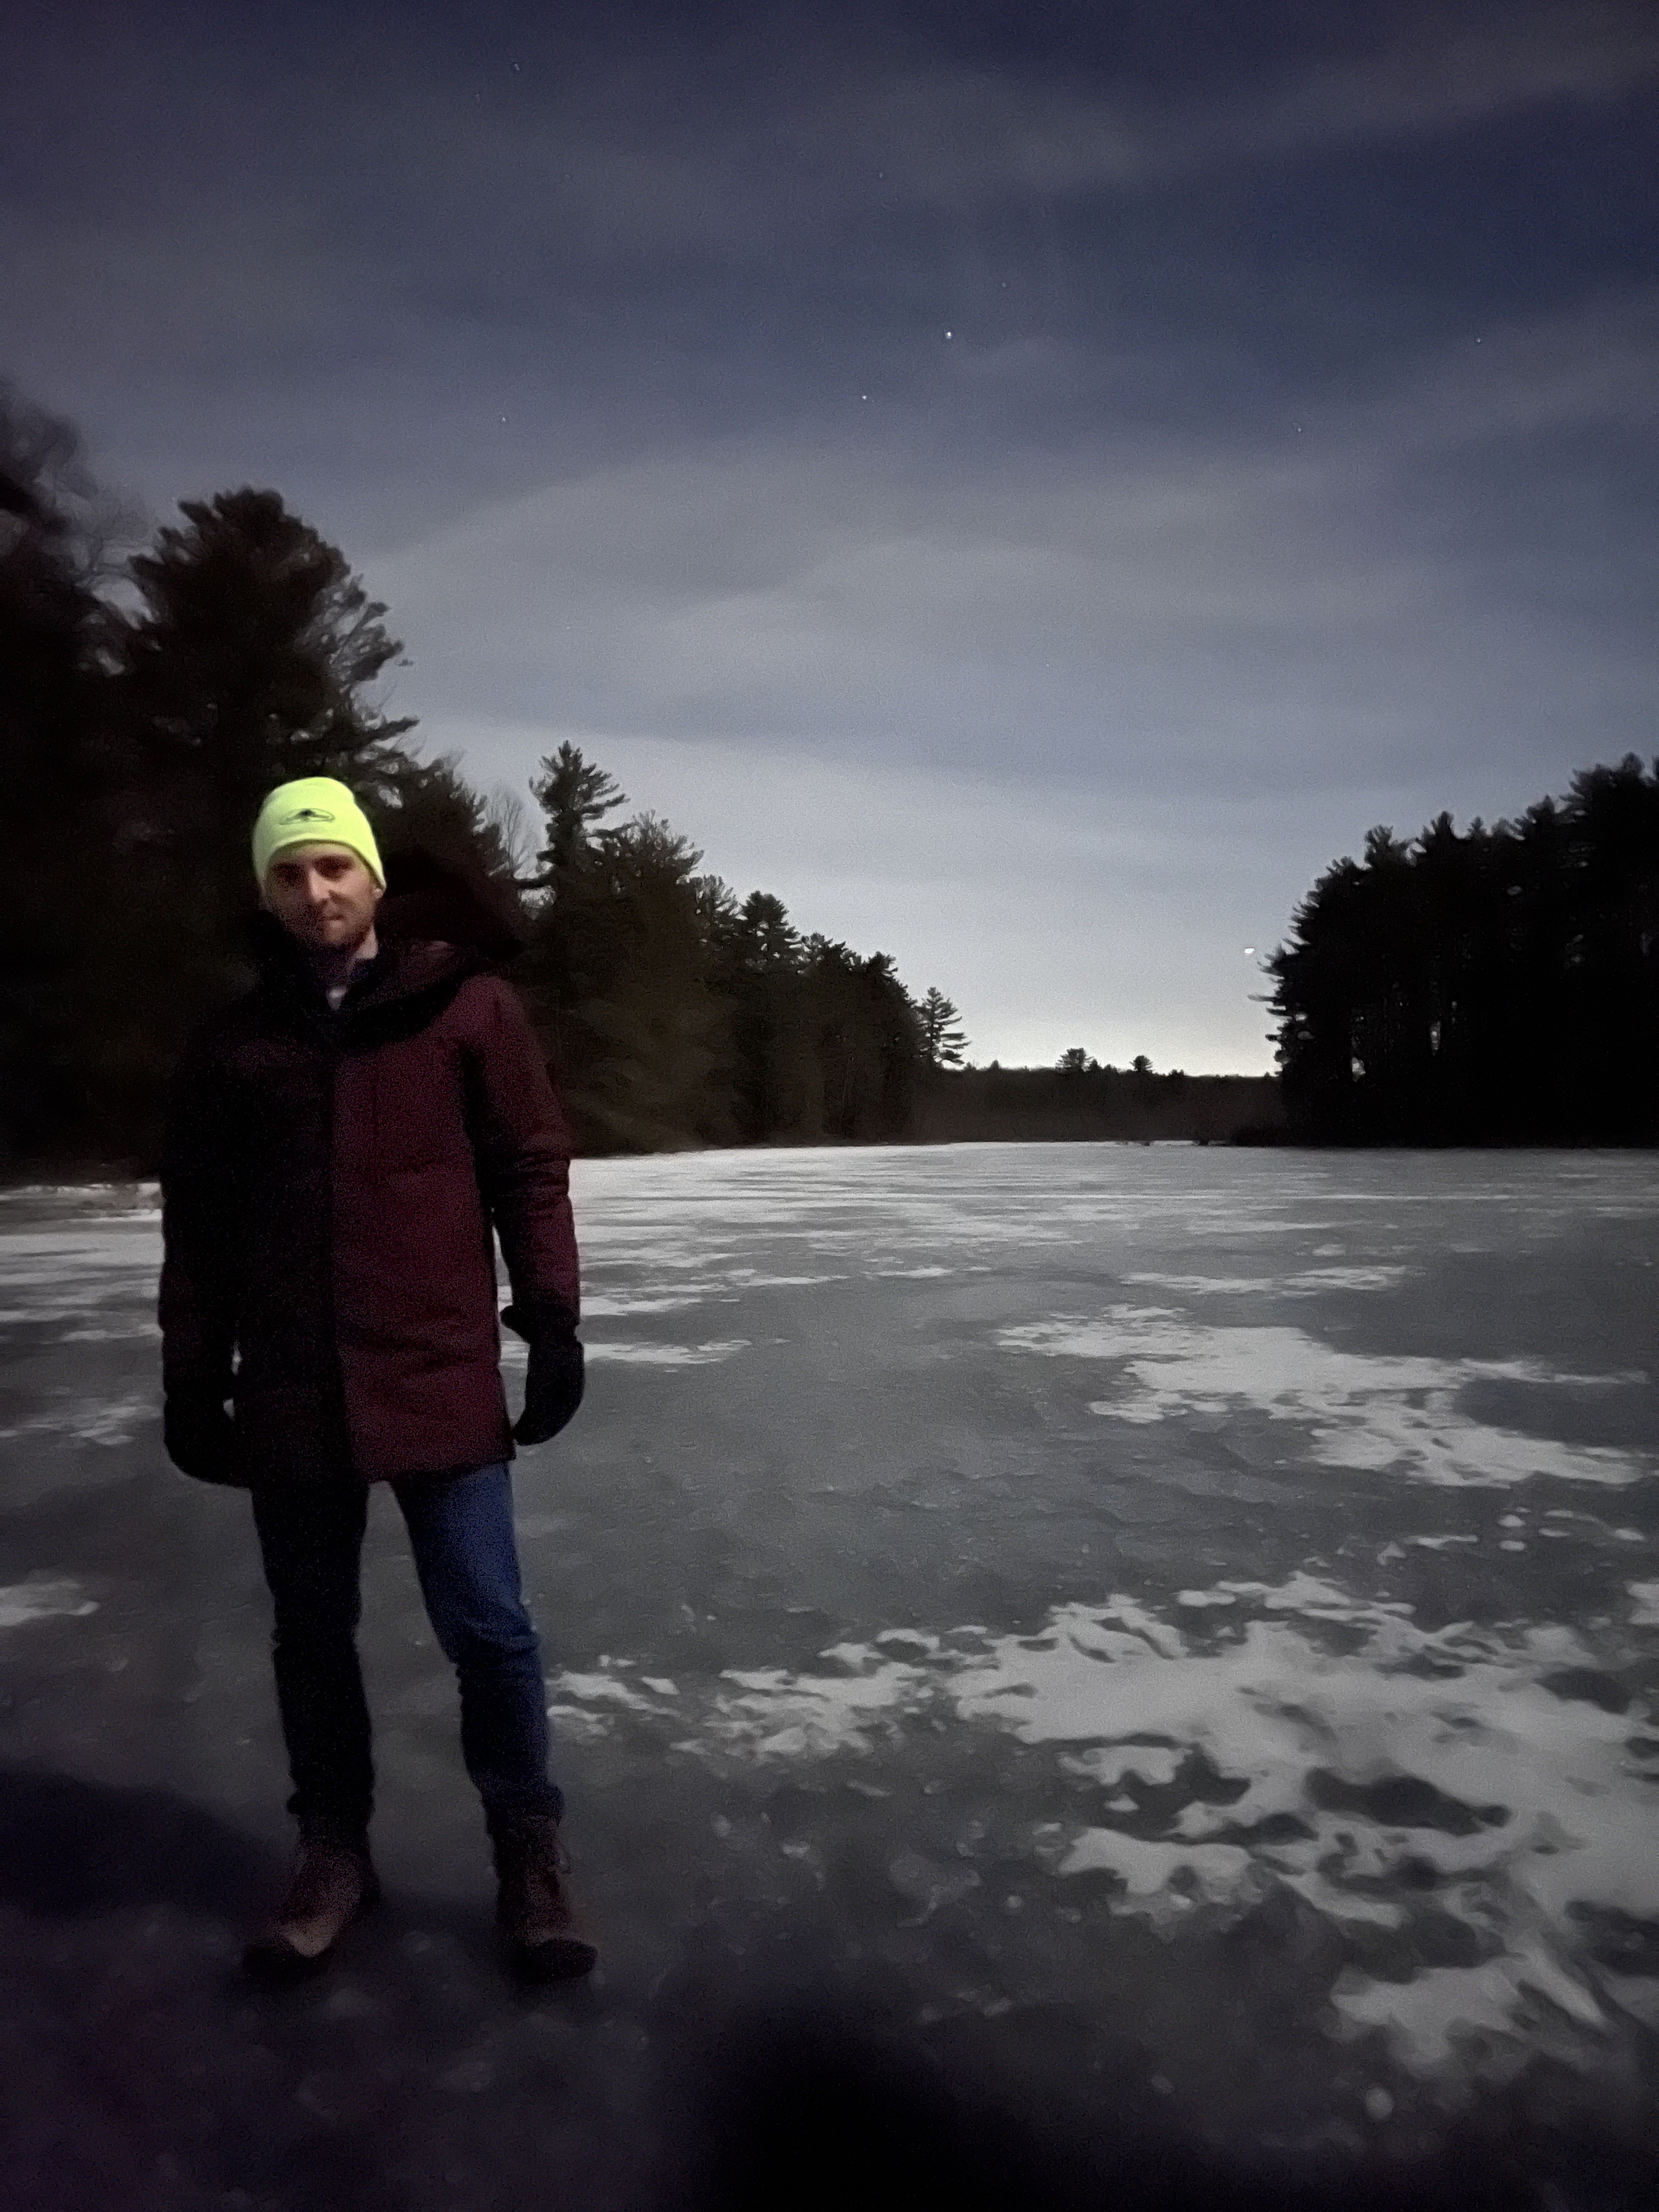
[251,1462,563,1836]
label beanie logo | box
[280,806,336,824]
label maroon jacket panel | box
[159,883,579,1488]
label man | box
[158,774,594,1983]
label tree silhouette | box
[0,388,129,1163]
[527,740,627,894]
[482,783,536,882]
[708,890,815,1142]
[516,748,938,1150]
[119,487,416,960]
[805,940,923,1141]
[918,988,968,1069]
[522,806,733,1151]
[1269,758,1659,1143]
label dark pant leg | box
[250,1480,374,1836]
[392,1463,563,1820]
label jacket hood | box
[375,844,530,961]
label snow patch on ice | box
[584,1339,750,1365]
[579,1290,718,1316]
[1283,1267,1413,1293]
[1060,1745,1184,1788]
[640,1570,1659,2078]
[1059,1829,1254,1902]
[998,1311,1645,1487]
[693,1652,933,1759]
[546,1656,679,1740]
[1120,1267,1412,1297]
[554,1670,660,1709]
[945,1581,1659,2069]
[0,1577,98,1629]
[725,1271,847,1288]
[58,1321,162,1340]
[1330,1944,1608,2073]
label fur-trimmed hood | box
[373,845,530,962]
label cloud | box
[347,5,1659,256]
[754,5,1659,222]
[370,287,1659,794]
[14,4,1656,334]
[1211,3,1659,168]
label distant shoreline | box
[16,1070,1659,1184]
[909,1066,1286,1147]
[14,1126,1659,1192]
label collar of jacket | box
[242,909,493,1049]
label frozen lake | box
[2,1144,1657,2208]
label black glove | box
[163,1390,244,1486]
[514,1332,585,1447]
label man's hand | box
[162,1390,244,1486]
[514,1331,585,1447]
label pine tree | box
[806,940,923,1140]
[917,987,968,1068]
[527,740,627,894]
[711,890,816,1141]
[119,487,416,950]
[524,806,732,1150]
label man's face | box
[260,842,383,953]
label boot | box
[244,1825,380,1982]
[487,1809,598,1982]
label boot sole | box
[242,1874,381,1984]
[504,1931,599,1984]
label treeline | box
[516,748,958,1151]
[1268,760,1659,1144]
[913,1065,1284,1146]
[0,387,967,1168]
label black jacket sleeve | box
[157,1028,242,1403]
[461,977,582,1336]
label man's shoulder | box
[442,968,531,1033]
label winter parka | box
[157,859,580,1489]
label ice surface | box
[3,1144,1657,2178]
[0,1391,157,1445]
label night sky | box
[7,0,1656,1071]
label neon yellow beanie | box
[251,777,385,889]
